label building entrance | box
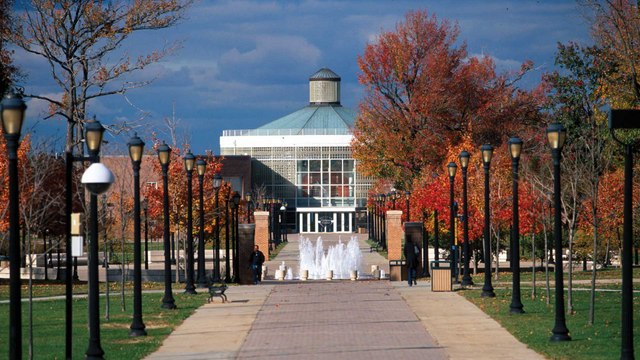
[297,208,354,233]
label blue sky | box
[15,0,592,155]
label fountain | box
[298,235,363,280]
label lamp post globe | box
[127,133,147,336]
[459,150,473,286]
[546,123,571,341]
[2,91,26,360]
[157,141,176,309]
[183,151,197,294]
[480,144,496,298]
[196,158,208,288]
[81,161,114,359]
[508,137,524,314]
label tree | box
[0,0,19,94]
[353,9,543,190]
[11,0,193,151]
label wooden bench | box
[207,284,228,303]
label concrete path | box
[237,281,446,359]
[145,234,544,360]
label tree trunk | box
[589,211,599,325]
[494,227,500,281]
[567,229,574,315]
[544,218,550,306]
[532,233,536,300]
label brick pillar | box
[386,210,403,260]
[254,211,270,256]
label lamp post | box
[609,110,638,359]
[508,137,524,314]
[196,158,208,288]
[157,141,176,309]
[142,200,149,270]
[390,190,397,210]
[62,117,105,359]
[405,191,411,222]
[81,119,111,359]
[246,193,252,223]
[447,162,457,281]
[212,173,222,282]
[2,91,26,360]
[381,194,387,250]
[480,144,496,298]
[226,192,236,283]
[232,192,241,281]
[183,151,197,294]
[280,203,286,242]
[459,150,473,286]
[547,123,571,341]
[127,133,147,336]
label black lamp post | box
[547,123,571,341]
[157,141,176,309]
[81,119,111,359]
[183,151,197,294]
[390,190,397,210]
[459,150,473,286]
[142,199,149,270]
[196,158,208,288]
[609,110,638,359]
[480,144,496,298]
[508,137,524,314]
[2,91,26,360]
[127,133,147,336]
[246,193,253,223]
[232,192,241,281]
[447,162,457,281]
[212,173,222,282]
[226,192,236,283]
[405,191,411,222]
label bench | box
[207,284,228,303]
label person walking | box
[404,239,420,286]
[249,245,265,285]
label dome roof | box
[309,68,341,81]
[258,104,355,134]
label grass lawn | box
[0,286,209,359]
[460,287,640,359]
[466,267,640,284]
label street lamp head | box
[196,158,206,176]
[280,204,286,211]
[405,191,411,199]
[231,191,241,207]
[447,162,457,178]
[390,189,397,199]
[459,150,470,169]
[213,173,222,189]
[127,133,145,163]
[546,123,566,150]
[81,162,115,195]
[245,193,252,202]
[84,118,105,157]
[157,141,171,166]
[481,144,494,165]
[183,151,195,172]
[1,91,26,137]
[508,137,523,160]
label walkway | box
[146,234,544,360]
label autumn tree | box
[11,0,193,151]
[0,0,19,94]
[353,9,543,190]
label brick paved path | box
[236,281,447,360]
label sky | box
[14,0,593,155]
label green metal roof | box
[309,68,340,81]
[258,104,356,134]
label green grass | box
[460,287,640,359]
[269,241,288,260]
[0,280,166,300]
[366,239,388,259]
[0,288,209,359]
[467,267,640,284]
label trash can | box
[430,261,452,292]
[389,260,407,281]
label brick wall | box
[386,210,403,261]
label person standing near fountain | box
[404,239,420,286]
[249,245,265,285]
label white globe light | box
[81,163,115,195]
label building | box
[220,68,373,233]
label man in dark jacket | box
[404,239,420,286]
[249,245,265,285]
